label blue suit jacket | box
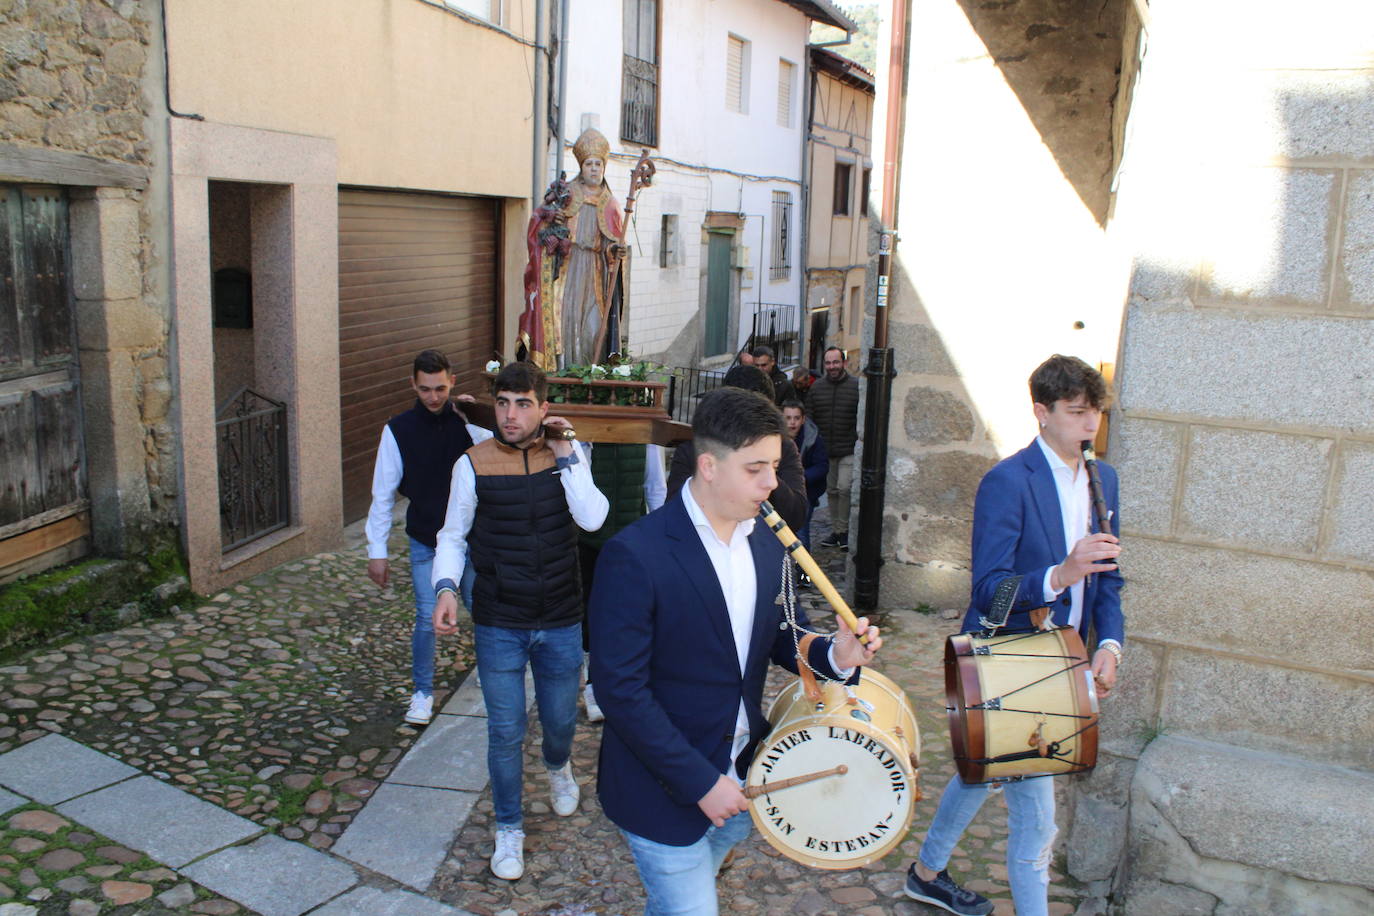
[959,440,1124,645]
[589,490,845,846]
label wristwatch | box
[1098,641,1123,666]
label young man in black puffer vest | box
[432,361,608,882]
[365,349,491,728]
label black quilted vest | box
[467,438,582,629]
[388,400,475,548]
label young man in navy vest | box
[903,355,1123,916]
[590,387,882,914]
[432,361,608,881]
[366,349,491,727]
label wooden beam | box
[0,511,91,571]
[0,143,148,190]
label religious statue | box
[519,128,655,370]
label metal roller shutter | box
[337,189,499,523]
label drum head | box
[747,715,915,869]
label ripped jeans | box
[917,772,1057,916]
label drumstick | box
[744,764,848,799]
[758,500,868,644]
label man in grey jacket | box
[805,347,860,549]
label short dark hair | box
[722,364,775,401]
[693,387,785,458]
[413,349,451,377]
[492,361,548,402]
[780,397,805,414]
[823,346,845,361]
[1029,354,1110,410]
[750,345,775,360]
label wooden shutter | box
[726,35,745,113]
[777,59,794,127]
[337,189,499,523]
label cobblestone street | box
[1,510,1085,915]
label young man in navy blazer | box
[904,355,1124,916]
[589,387,882,915]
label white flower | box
[612,364,633,378]
[485,360,501,373]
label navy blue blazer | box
[959,439,1124,645]
[589,489,846,846]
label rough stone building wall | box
[0,0,177,555]
[1076,2,1374,912]
[872,0,1129,611]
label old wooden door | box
[0,185,88,580]
[704,230,733,357]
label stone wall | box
[872,0,1130,611]
[1069,1,1374,911]
[0,0,177,556]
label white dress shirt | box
[431,440,610,589]
[365,419,494,560]
[1037,435,1090,632]
[680,479,852,781]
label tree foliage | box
[810,1,881,73]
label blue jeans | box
[475,621,583,828]
[408,539,475,696]
[622,811,753,916]
[918,773,1057,916]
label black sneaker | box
[819,533,842,548]
[836,532,849,550]
[904,864,994,915]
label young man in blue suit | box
[590,387,882,915]
[905,355,1124,916]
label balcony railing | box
[663,366,728,425]
[621,55,658,147]
[745,302,801,367]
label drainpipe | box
[531,0,547,206]
[797,52,816,368]
[852,0,906,611]
[553,0,570,177]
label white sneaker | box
[490,826,525,880]
[404,691,433,726]
[547,761,580,816]
[583,682,604,723]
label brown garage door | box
[338,189,500,523]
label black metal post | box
[853,345,894,610]
[854,230,897,611]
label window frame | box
[726,33,750,114]
[621,0,661,147]
[833,161,853,216]
[770,191,792,281]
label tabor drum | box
[945,626,1099,784]
[746,667,921,870]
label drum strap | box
[978,575,1023,632]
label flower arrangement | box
[550,357,662,407]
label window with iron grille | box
[621,0,659,146]
[833,162,852,216]
[777,59,795,127]
[659,213,680,267]
[771,191,791,281]
[726,34,749,113]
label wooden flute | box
[758,500,869,644]
[1080,440,1118,574]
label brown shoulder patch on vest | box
[467,437,558,476]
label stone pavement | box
[0,506,1089,915]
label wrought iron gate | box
[216,388,288,551]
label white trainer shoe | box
[490,826,525,880]
[548,761,580,816]
[583,682,604,723]
[404,691,433,726]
